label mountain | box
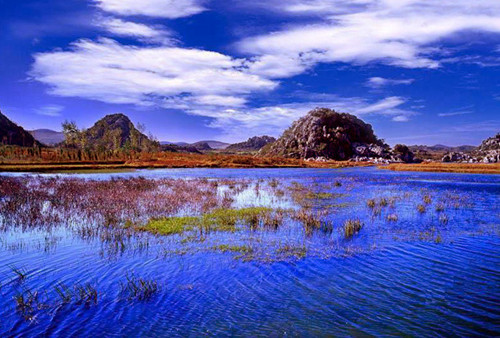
[260,108,382,160]
[29,129,65,146]
[80,113,157,151]
[226,136,276,152]
[0,110,40,147]
[192,140,229,150]
[409,144,476,160]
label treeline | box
[0,145,161,164]
[62,121,160,153]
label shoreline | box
[0,161,499,174]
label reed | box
[344,219,363,238]
[122,274,159,301]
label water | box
[0,167,499,336]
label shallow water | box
[0,167,499,336]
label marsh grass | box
[343,219,363,239]
[386,214,398,222]
[122,274,159,301]
[10,265,28,283]
[276,245,307,259]
[14,289,42,320]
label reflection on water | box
[0,167,499,336]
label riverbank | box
[380,162,500,174]
[0,152,370,172]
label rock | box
[260,108,381,161]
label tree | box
[62,121,80,147]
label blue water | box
[0,167,499,336]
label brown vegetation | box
[0,145,370,172]
[379,162,500,174]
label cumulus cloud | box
[187,95,416,140]
[31,38,275,106]
[239,0,500,74]
[365,77,414,88]
[94,0,207,19]
[96,17,174,44]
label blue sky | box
[1,0,499,145]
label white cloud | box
[366,77,414,88]
[239,0,500,73]
[438,111,473,117]
[31,38,276,106]
[35,105,64,117]
[186,95,416,141]
[94,0,207,19]
[96,17,174,44]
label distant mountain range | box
[29,129,65,146]
[161,140,230,150]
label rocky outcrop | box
[260,108,382,161]
[0,110,41,147]
[227,136,276,152]
[442,133,500,163]
[72,114,158,151]
[259,108,415,163]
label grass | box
[144,216,199,235]
[214,244,254,254]
[0,149,371,172]
[141,207,276,236]
[276,245,307,259]
[343,219,363,238]
[10,266,28,282]
[417,204,426,213]
[122,274,159,301]
[386,214,398,222]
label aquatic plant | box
[276,244,307,259]
[386,214,398,222]
[122,274,159,301]
[417,204,426,213]
[439,214,449,224]
[435,203,445,212]
[10,265,28,283]
[74,283,99,305]
[343,219,363,239]
[367,199,376,208]
[214,244,254,254]
[423,195,432,205]
[14,289,42,320]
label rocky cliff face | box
[442,133,500,163]
[0,110,40,147]
[260,108,381,161]
[227,136,276,152]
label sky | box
[1,0,499,146]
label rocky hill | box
[442,133,500,163]
[29,129,65,146]
[66,114,158,151]
[260,108,383,160]
[226,136,276,152]
[0,110,40,147]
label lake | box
[0,167,499,336]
